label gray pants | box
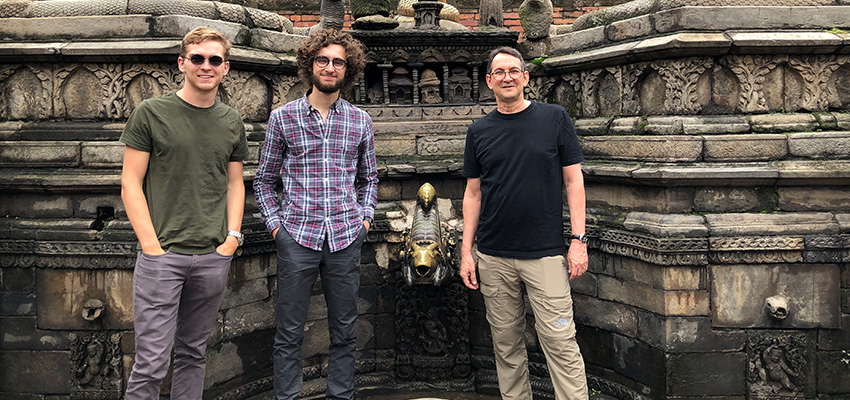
[273,227,365,400]
[125,251,232,400]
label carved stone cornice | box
[722,55,787,113]
[651,57,713,115]
[786,55,847,111]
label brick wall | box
[278,6,604,32]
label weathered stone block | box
[789,132,850,159]
[570,271,597,297]
[779,187,850,212]
[710,264,840,328]
[607,117,642,135]
[221,299,274,340]
[817,350,850,393]
[573,117,611,136]
[655,6,850,33]
[728,31,841,54]
[749,113,818,133]
[0,141,80,167]
[679,115,751,135]
[375,313,395,350]
[644,116,683,135]
[667,352,747,396]
[582,136,703,162]
[638,312,745,353]
[612,333,666,390]
[0,351,71,393]
[36,269,134,330]
[376,136,417,157]
[228,255,271,285]
[0,316,68,350]
[664,290,709,316]
[598,275,662,313]
[0,15,151,40]
[623,212,707,237]
[152,15,249,46]
[81,142,123,167]
[220,278,269,310]
[703,134,787,161]
[615,256,702,291]
[205,329,274,390]
[587,184,695,213]
[249,28,304,54]
[0,267,34,292]
[605,15,653,42]
[573,294,638,337]
[300,316,374,359]
[377,181,401,201]
[0,292,35,315]
[705,212,839,236]
[74,194,125,218]
[694,187,777,213]
[819,314,850,351]
[549,25,606,55]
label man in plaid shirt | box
[253,29,378,400]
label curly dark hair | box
[296,29,366,93]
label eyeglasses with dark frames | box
[315,56,347,70]
[186,54,224,67]
[489,68,525,80]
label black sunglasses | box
[186,54,224,67]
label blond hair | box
[180,27,232,60]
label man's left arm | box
[217,161,245,256]
[563,163,587,279]
[357,122,379,232]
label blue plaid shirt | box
[253,93,378,252]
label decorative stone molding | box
[651,57,713,115]
[581,68,604,117]
[786,55,848,111]
[70,332,123,397]
[524,76,557,101]
[746,331,810,397]
[0,64,52,120]
[722,55,787,113]
[121,63,183,117]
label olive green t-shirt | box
[120,92,249,254]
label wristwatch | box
[227,230,244,246]
[570,233,588,243]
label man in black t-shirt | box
[460,47,589,400]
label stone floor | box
[248,390,618,399]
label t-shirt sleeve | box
[557,108,584,166]
[462,126,481,178]
[119,102,152,152]
[230,119,249,162]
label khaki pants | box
[477,251,588,400]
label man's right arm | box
[460,177,482,290]
[121,146,163,255]
[252,112,285,238]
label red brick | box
[503,12,520,19]
[294,22,309,27]
[289,15,301,22]
[504,19,521,26]
[460,20,477,27]
[509,26,523,32]
[302,14,320,22]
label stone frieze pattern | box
[121,63,183,117]
[651,57,714,115]
[0,64,52,120]
[580,68,604,117]
[787,55,848,112]
[621,62,648,116]
[524,76,557,102]
[722,55,787,113]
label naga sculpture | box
[400,183,456,286]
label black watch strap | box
[570,234,588,243]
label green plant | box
[529,53,549,65]
[826,27,848,34]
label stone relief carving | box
[747,331,808,397]
[786,55,848,112]
[650,57,713,115]
[54,64,124,120]
[270,75,301,110]
[722,55,787,113]
[597,67,623,117]
[524,76,557,102]
[621,62,648,116]
[0,64,52,120]
[710,236,805,251]
[70,332,123,394]
[709,251,803,264]
[581,69,604,117]
[221,70,271,122]
[122,63,183,116]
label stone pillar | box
[379,63,392,105]
[411,62,423,105]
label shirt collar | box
[302,88,343,114]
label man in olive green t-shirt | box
[119,27,248,400]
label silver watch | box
[227,230,244,246]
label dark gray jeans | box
[273,227,365,400]
[125,250,232,400]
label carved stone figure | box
[389,66,414,104]
[419,69,442,104]
[350,0,399,30]
[397,0,461,23]
[400,183,455,286]
[519,0,553,40]
[479,0,504,28]
[747,332,808,396]
[70,332,123,394]
[447,67,472,103]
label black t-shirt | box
[462,101,584,259]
